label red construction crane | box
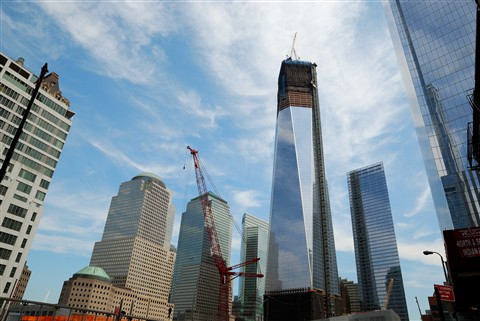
[187,146,264,321]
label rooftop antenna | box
[290,32,298,60]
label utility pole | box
[0,63,48,184]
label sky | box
[0,1,450,320]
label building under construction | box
[265,57,341,320]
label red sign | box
[453,227,480,258]
[434,284,455,302]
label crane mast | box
[187,146,263,321]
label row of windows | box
[25,122,65,149]
[37,93,68,118]
[0,83,21,102]
[22,131,62,159]
[0,231,17,245]
[16,181,32,195]
[3,72,33,95]
[2,217,22,231]
[41,108,70,132]
[1,89,69,144]
[7,203,28,218]
[10,151,54,177]
[14,142,57,168]
[3,70,70,122]
[19,168,36,182]
[0,248,12,260]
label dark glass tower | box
[383,1,480,230]
[347,163,409,321]
[265,58,340,318]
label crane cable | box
[196,154,263,277]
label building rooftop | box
[132,172,166,188]
[73,266,111,283]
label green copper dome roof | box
[73,266,111,283]
[132,172,165,188]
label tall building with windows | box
[383,2,480,230]
[238,213,268,321]
[0,53,74,297]
[347,162,409,321]
[89,173,176,320]
[169,192,232,321]
[265,58,340,319]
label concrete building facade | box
[0,52,74,298]
[89,173,176,320]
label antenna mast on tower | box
[290,32,298,60]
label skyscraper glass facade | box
[0,53,74,298]
[169,192,232,321]
[266,58,340,301]
[238,213,268,321]
[383,1,480,230]
[347,162,409,321]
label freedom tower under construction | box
[265,57,341,320]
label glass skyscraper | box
[238,213,268,321]
[169,192,232,321]
[266,58,340,316]
[0,53,74,298]
[90,173,176,320]
[383,1,480,230]
[347,162,409,321]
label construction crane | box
[187,146,264,321]
[383,278,395,310]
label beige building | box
[88,173,176,320]
[59,265,139,314]
[0,53,74,298]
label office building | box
[11,263,31,301]
[169,192,232,321]
[347,162,409,321]
[89,173,175,320]
[339,278,360,314]
[383,1,480,230]
[238,213,268,321]
[265,57,340,319]
[0,53,74,297]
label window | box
[0,231,17,245]
[0,184,8,196]
[13,194,27,202]
[7,204,28,218]
[2,217,22,231]
[35,191,46,201]
[16,182,32,194]
[21,238,27,248]
[9,267,17,278]
[0,248,12,260]
[3,282,11,294]
[26,225,32,235]
[40,179,50,190]
[0,264,5,276]
[31,212,37,221]
[15,252,22,263]
[19,168,36,182]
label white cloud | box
[232,189,262,208]
[37,1,176,84]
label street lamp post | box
[423,250,450,284]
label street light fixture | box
[423,250,450,284]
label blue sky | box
[1,1,448,320]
